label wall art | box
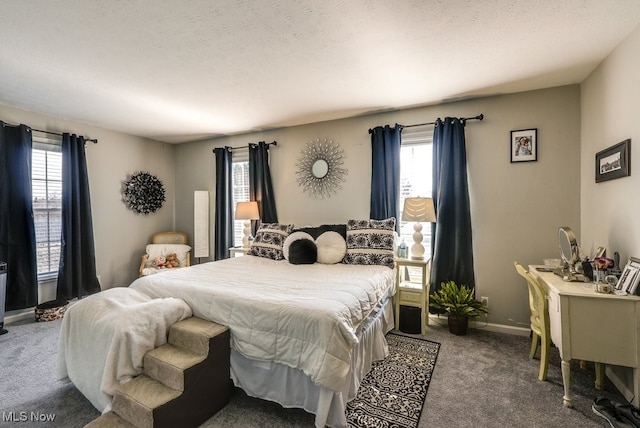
[122,171,166,214]
[295,138,348,199]
[596,139,631,183]
[510,128,537,163]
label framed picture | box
[510,128,537,163]
[595,139,631,183]
[615,257,640,294]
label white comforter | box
[56,287,192,412]
[129,256,395,392]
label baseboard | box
[5,309,34,325]
[428,314,530,337]
[606,365,636,405]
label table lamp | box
[235,201,260,248]
[401,197,436,260]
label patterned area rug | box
[346,333,440,428]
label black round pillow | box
[288,239,318,265]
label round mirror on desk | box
[558,227,579,266]
[557,227,586,282]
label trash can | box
[399,305,422,334]
[0,262,7,335]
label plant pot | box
[448,315,469,335]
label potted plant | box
[429,281,489,335]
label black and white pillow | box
[283,231,316,264]
[248,223,294,260]
[343,218,396,269]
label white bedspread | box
[56,287,192,412]
[129,256,395,392]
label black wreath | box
[122,171,166,215]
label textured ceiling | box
[0,0,639,143]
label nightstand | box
[229,247,248,257]
[395,257,430,335]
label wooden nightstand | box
[395,257,430,335]
[229,247,248,257]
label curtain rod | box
[32,128,98,144]
[213,141,278,152]
[2,121,98,143]
[368,113,484,134]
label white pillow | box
[316,231,347,264]
[283,231,314,261]
[146,244,191,267]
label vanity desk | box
[530,265,640,408]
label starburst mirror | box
[295,138,348,199]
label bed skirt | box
[230,295,395,428]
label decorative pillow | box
[293,224,347,240]
[343,218,396,269]
[283,231,315,261]
[316,231,347,264]
[248,223,294,260]
[146,244,191,267]
[288,239,318,265]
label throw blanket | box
[130,256,395,392]
[56,287,192,412]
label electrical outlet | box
[480,296,489,308]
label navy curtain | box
[214,147,233,260]
[249,142,278,229]
[430,117,475,296]
[56,134,100,300]
[0,123,37,310]
[369,124,401,231]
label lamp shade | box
[401,197,436,222]
[235,201,260,220]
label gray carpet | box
[0,316,624,427]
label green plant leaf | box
[428,280,489,318]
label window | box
[232,154,250,247]
[399,129,433,252]
[32,138,62,279]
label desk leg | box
[561,360,572,408]
[595,363,604,390]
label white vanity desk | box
[530,265,640,408]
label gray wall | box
[175,85,582,329]
[0,104,177,296]
[581,24,640,262]
[580,23,640,397]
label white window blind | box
[32,138,62,278]
[399,129,433,252]
[232,152,250,247]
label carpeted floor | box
[0,316,625,427]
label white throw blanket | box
[56,287,192,412]
[129,256,395,392]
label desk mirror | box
[556,227,587,282]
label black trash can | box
[399,305,422,334]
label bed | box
[58,220,397,427]
[57,257,395,427]
[129,256,395,427]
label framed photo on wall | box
[616,257,640,294]
[510,128,537,163]
[595,139,631,183]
